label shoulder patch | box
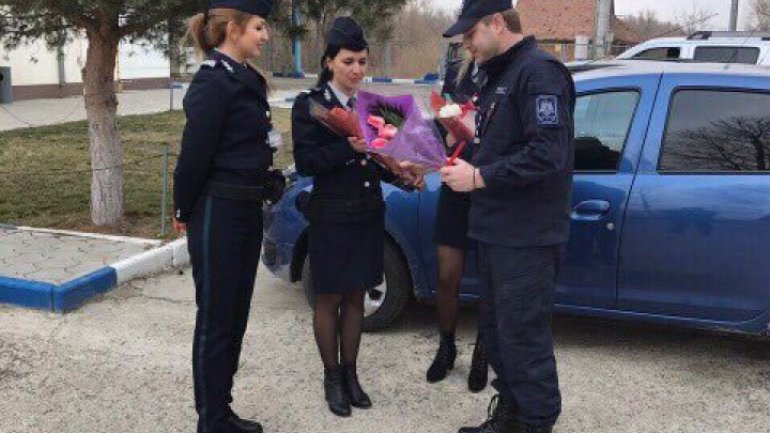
[536,95,559,126]
[201,60,217,69]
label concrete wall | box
[0,33,170,101]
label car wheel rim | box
[364,276,387,317]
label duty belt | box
[203,181,266,201]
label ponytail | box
[186,8,253,58]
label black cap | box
[209,0,274,18]
[327,17,368,51]
[443,0,513,38]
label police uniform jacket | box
[470,36,576,247]
[292,84,399,222]
[174,50,274,223]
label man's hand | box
[348,137,368,153]
[172,216,187,234]
[439,158,484,192]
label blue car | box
[263,61,770,336]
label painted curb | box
[0,236,190,313]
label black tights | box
[313,290,366,370]
[436,245,465,335]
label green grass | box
[0,108,294,239]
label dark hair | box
[186,8,255,56]
[317,45,343,87]
[316,44,370,87]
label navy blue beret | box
[327,17,368,51]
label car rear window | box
[660,90,770,172]
[693,46,760,64]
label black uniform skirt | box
[433,183,471,249]
[308,214,385,294]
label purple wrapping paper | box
[355,91,447,170]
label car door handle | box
[571,200,611,221]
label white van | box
[616,31,770,66]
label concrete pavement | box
[0,266,767,433]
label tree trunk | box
[82,29,123,226]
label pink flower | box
[367,115,385,129]
[371,138,389,149]
[379,124,398,139]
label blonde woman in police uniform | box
[173,1,282,432]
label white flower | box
[439,103,463,119]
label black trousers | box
[188,196,263,433]
[476,242,563,428]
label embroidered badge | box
[325,88,332,101]
[536,95,559,126]
[496,87,507,95]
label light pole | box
[729,0,740,31]
[292,0,305,78]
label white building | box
[0,34,171,101]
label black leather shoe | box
[427,333,457,383]
[227,413,263,433]
[468,335,488,393]
[342,364,372,409]
[458,394,518,433]
[324,367,352,417]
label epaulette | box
[200,59,218,69]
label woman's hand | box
[399,161,428,191]
[348,137,368,153]
[172,216,187,234]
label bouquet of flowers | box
[309,98,404,175]
[309,99,364,139]
[430,91,477,165]
[355,91,447,171]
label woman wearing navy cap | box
[174,1,279,432]
[292,17,415,417]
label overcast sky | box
[432,0,757,30]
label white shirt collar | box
[327,81,355,108]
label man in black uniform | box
[440,1,576,432]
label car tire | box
[302,238,411,332]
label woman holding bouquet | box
[173,1,278,432]
[291,17,410,417]
[426,52,489,392]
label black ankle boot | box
[427,333,457,383]
[324,367,351,417]
[227,411,263,433]
[342,364,372,409]
[468,334,489,393]
[458,394,518,433]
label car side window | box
[574,91,639,172]
[660,90,770,172]
[693,46,760,64]
[633,47,681,60]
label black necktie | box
[348,96,356,109]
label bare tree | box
[623,9,683,40]
[753,0,770,30]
